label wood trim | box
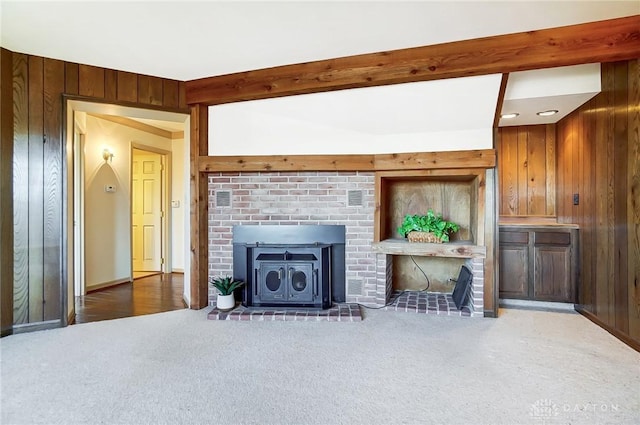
[200,154,375,172]
[1,48,14,336]
[576,305,640,353]
[199,149,496,173]
[171,131,185,139]
[88,113,173,139]
[372,240,486,258]
[190,104,209,309]
[186,16,640,105]
[493,74,509,129]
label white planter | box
[216,293,236,311]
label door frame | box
[130,143,172,278]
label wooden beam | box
[199,154,375,172]
[186,16,640,106]
[199,149,495,172]
[190,104,209,309]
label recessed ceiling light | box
[536,110,559,117]
[501,113,519,119]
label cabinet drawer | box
[535,232,571,245]
[499,231,529,244]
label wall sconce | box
[102,148,114,163]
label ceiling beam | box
[186,15,640,106]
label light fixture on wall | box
[102,148,114,163]
[536,109,559,117]
[501,112,519,119]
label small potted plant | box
[209,276,245,311]
[397,209,460,243]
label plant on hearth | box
[397,209,460,242]
[209,276,245,295]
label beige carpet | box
[1,307,638,425]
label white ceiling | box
[1,1,638,81]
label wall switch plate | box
[573,193,579,205]
[171,200,180,208]
[104,185,116,193]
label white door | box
[132,149,163,272]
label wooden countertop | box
[499,222,579,230]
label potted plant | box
[209,276,245,311]
[397,209,460,243]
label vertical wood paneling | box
[42,58,64,321]
[1,48,15,335]
[28,55,44,323]
[558,60,639,348]
[516,130,528,214]
[11,53,29,325]
[527,126,546,215]
[163,80,179,108]
[117,71,138,102]
[499,127,518,215]
[138,75,163,105]
[78,64,105,98]
[613,62,629,333]
[628,58,640,341]
[7,51,187,332]
[104,69,117,101]
[545,124,556,216]
[498,125,556,218]
[178,82,187,109]
[593,71,611,323]
[64,62,78,95]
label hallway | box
[74,273,186,324]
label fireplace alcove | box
[372,168,488,314]
[233,225,346,309]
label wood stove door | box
[287,263,314,303]
[258,263,287,302]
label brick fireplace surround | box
[208,171,484,317]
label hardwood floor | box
[74,273,186,324]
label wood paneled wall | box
[498,125,556,218]
[557,59,640,350]
[1,48,14,336]
[7,50,186,330]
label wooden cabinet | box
[499,225,578,303]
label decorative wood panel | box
[28,55,44,323]
[43,58,64,321]
[557,59,640,349]
[498,125,556,217]
[499,244,529,298]
[1,48,15,335]
[117,71,138,103]
[11,53,29,325]
[138,75,163,105]
[64,62,78,95]
[163,80,179,108]
[186,16,640,105]
[628,58,640,342]
[78,64,105,98]
[104,69,117,101]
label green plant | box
[209,276,245,295]
[397,209,460,242]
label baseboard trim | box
[67,310,76,325]
[182,294,189,308]
[575,305,640,353]
[87,278,131,293]
[172,268,184,273]
[484,309,497,318]
[12,320,62,334]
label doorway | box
[131,146,171,279]
[65,99,191,323]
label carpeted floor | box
[1,307,638,425]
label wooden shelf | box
[371,239,486,259]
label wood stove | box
[233,225,346,309]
